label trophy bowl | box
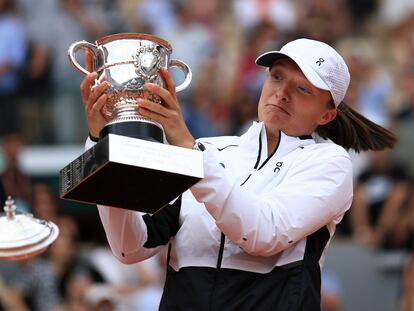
[68,33,192,142]
[60,33,203,214]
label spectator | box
[233,0,297,33]
[400,253,414,311]
[295,0,352,43]
[0,258,60,311]
[351,149,411,249]
[391,63,414,177]
[49,0,107,143]
[47,226,104,305]
[0,133,33,211]
[338,37,393,128]
[321,270,343,311]
[0,0,27,136]
[156,1,216,93]
[0,272,29,311]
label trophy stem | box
[114,101,139,118]
[100,97,164,143]
[100,121,164,143]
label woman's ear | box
[318,108,337,126]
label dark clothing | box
[144,196,329,311]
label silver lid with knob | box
[0,196,59,260]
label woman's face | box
[258,58,336,137]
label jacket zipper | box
[210,232,226,311]
[209,129,280,309]
[240,130,281,186]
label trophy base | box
[100,120,163,142]
[59,134,203,214]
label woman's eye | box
[298,86,311,94]
[272,74,282,80]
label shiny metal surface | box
[0,197,59,261]
[68,33,192,128]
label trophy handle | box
[169,59,192,92]
[68,41,98,75]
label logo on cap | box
[316,58,325,66]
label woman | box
[80,38,396,310]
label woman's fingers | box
[143,68,178,107]
[159,67,177,98]
[80,72,98,103]
[88,81,110,108]
[88,93,108,117]
[137,88,194,148]
[85,83,109,137]
[144,83,174,106]
[137,98,170,119]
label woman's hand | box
[138,68,195,148]
[79,50,110,138]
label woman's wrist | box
[176,137,196,149]
[192,141,206,151]
[89,132,99,142]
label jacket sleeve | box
[96,205,164,264]
[191,146,353,257]
[85,137,164,264]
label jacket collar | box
[241,121,316,169]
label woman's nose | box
[275,83,290,102]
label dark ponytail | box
[316,102,397,153]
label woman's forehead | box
[268,57,333,102]
[270,57,302,72]
[270,58,313,84]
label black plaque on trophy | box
[60,134,203,214]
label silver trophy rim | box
[95,33,172,51]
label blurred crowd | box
[1,0,414,310]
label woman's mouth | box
[266,103,290,115]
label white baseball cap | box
[255,38,350,107]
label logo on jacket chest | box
[274,162,283,173]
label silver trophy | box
[68,33,192,141]
[60,33,203,213]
